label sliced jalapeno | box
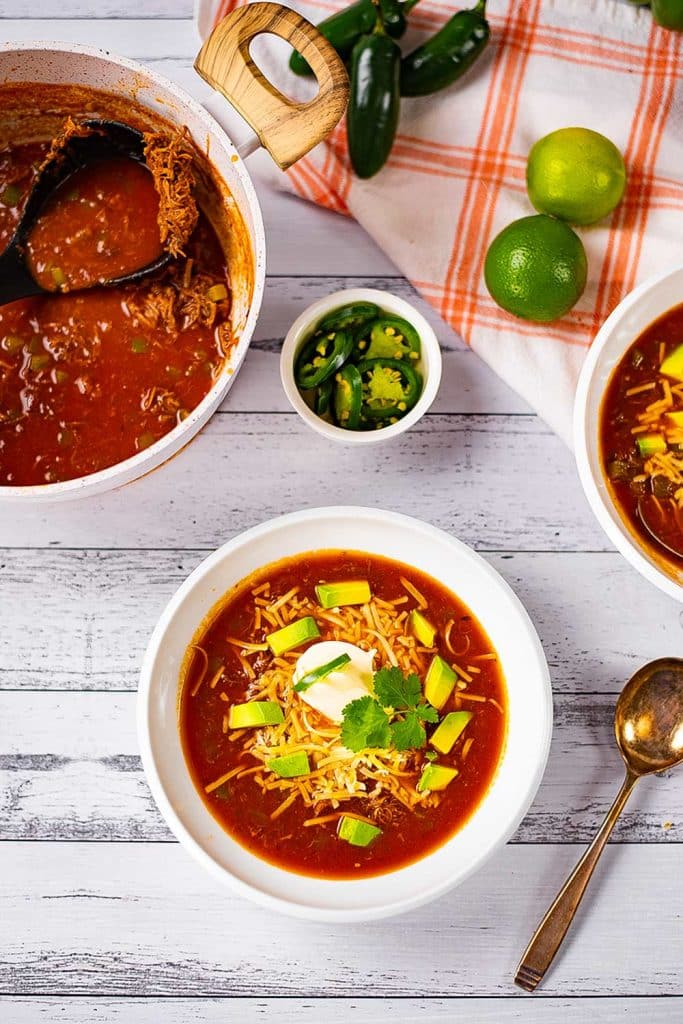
[295,329,354,390]
[315,377,334,417]
[318,301,381,334]
[357,357,422,419]
[334,364,363,429]
[365,315,422,361]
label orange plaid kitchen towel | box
[198,0,683,444]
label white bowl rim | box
[137,505,553,922]
[280,288,442,445]
[574,263,683,604]
[0,39,266,502]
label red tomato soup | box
[26,157,164,290]
[600,303,683,571]
[0,135,232,486]
[180,551,507,880]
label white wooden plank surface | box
[0,413,601,550]
[2,841,682,997]
[2,8,682,1021]
[2,997,680,1024]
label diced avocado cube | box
[660,343,683,382]
[337,815,382,847]
[416,763,458,793]
[315,580,371,608]
[228,700,285,729]
[424,655,457,710]
[430,711,473,754]
[268,751,311,778]
[408,609,437,647]
[267,616,320,655]
[636,433,667,457]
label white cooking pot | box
[0,3,348,502]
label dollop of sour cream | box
[293,640,376,723]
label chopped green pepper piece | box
[268,751,311,777]
[229,700,285,729]
[0,184,22,207]
[30,354,51,372]
[50,266,66,289]
[294,653,352,692]
[333,363,363,429]
[1,334,24,353]
[267,616,320,656]
[295,329,354,390]
[337,815,382,847]
[316,580,371,608]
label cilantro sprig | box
[340,666,438,753]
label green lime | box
[484,214,587,322]
[526,127,626,225]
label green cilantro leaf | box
[373,666,422,710]
[341,695,391,752]
[390,710,427,751]
[424,750,438,762]
[417,703,439,724]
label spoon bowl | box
[615,656,683,775]
[516,657,683,992]
[0,119,171,306]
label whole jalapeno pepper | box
[651,0,683,30]
[290,0,410,77]
[347,28,402,179]
[400,0,489,98]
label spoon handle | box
[515,769,638,992]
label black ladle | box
[0,119,172,307]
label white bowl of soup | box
[575,265,683,602]
[138,507,552,921]
[0,11,347,500]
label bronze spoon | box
[637,495,683,561]
[515,657,683,992]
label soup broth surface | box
[180,550,507,880]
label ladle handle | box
[515,769,639,992]
[194,2,349,170]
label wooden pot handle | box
[195,2,349,170]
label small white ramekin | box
[280,287,442,444]
[574,264,683,603]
